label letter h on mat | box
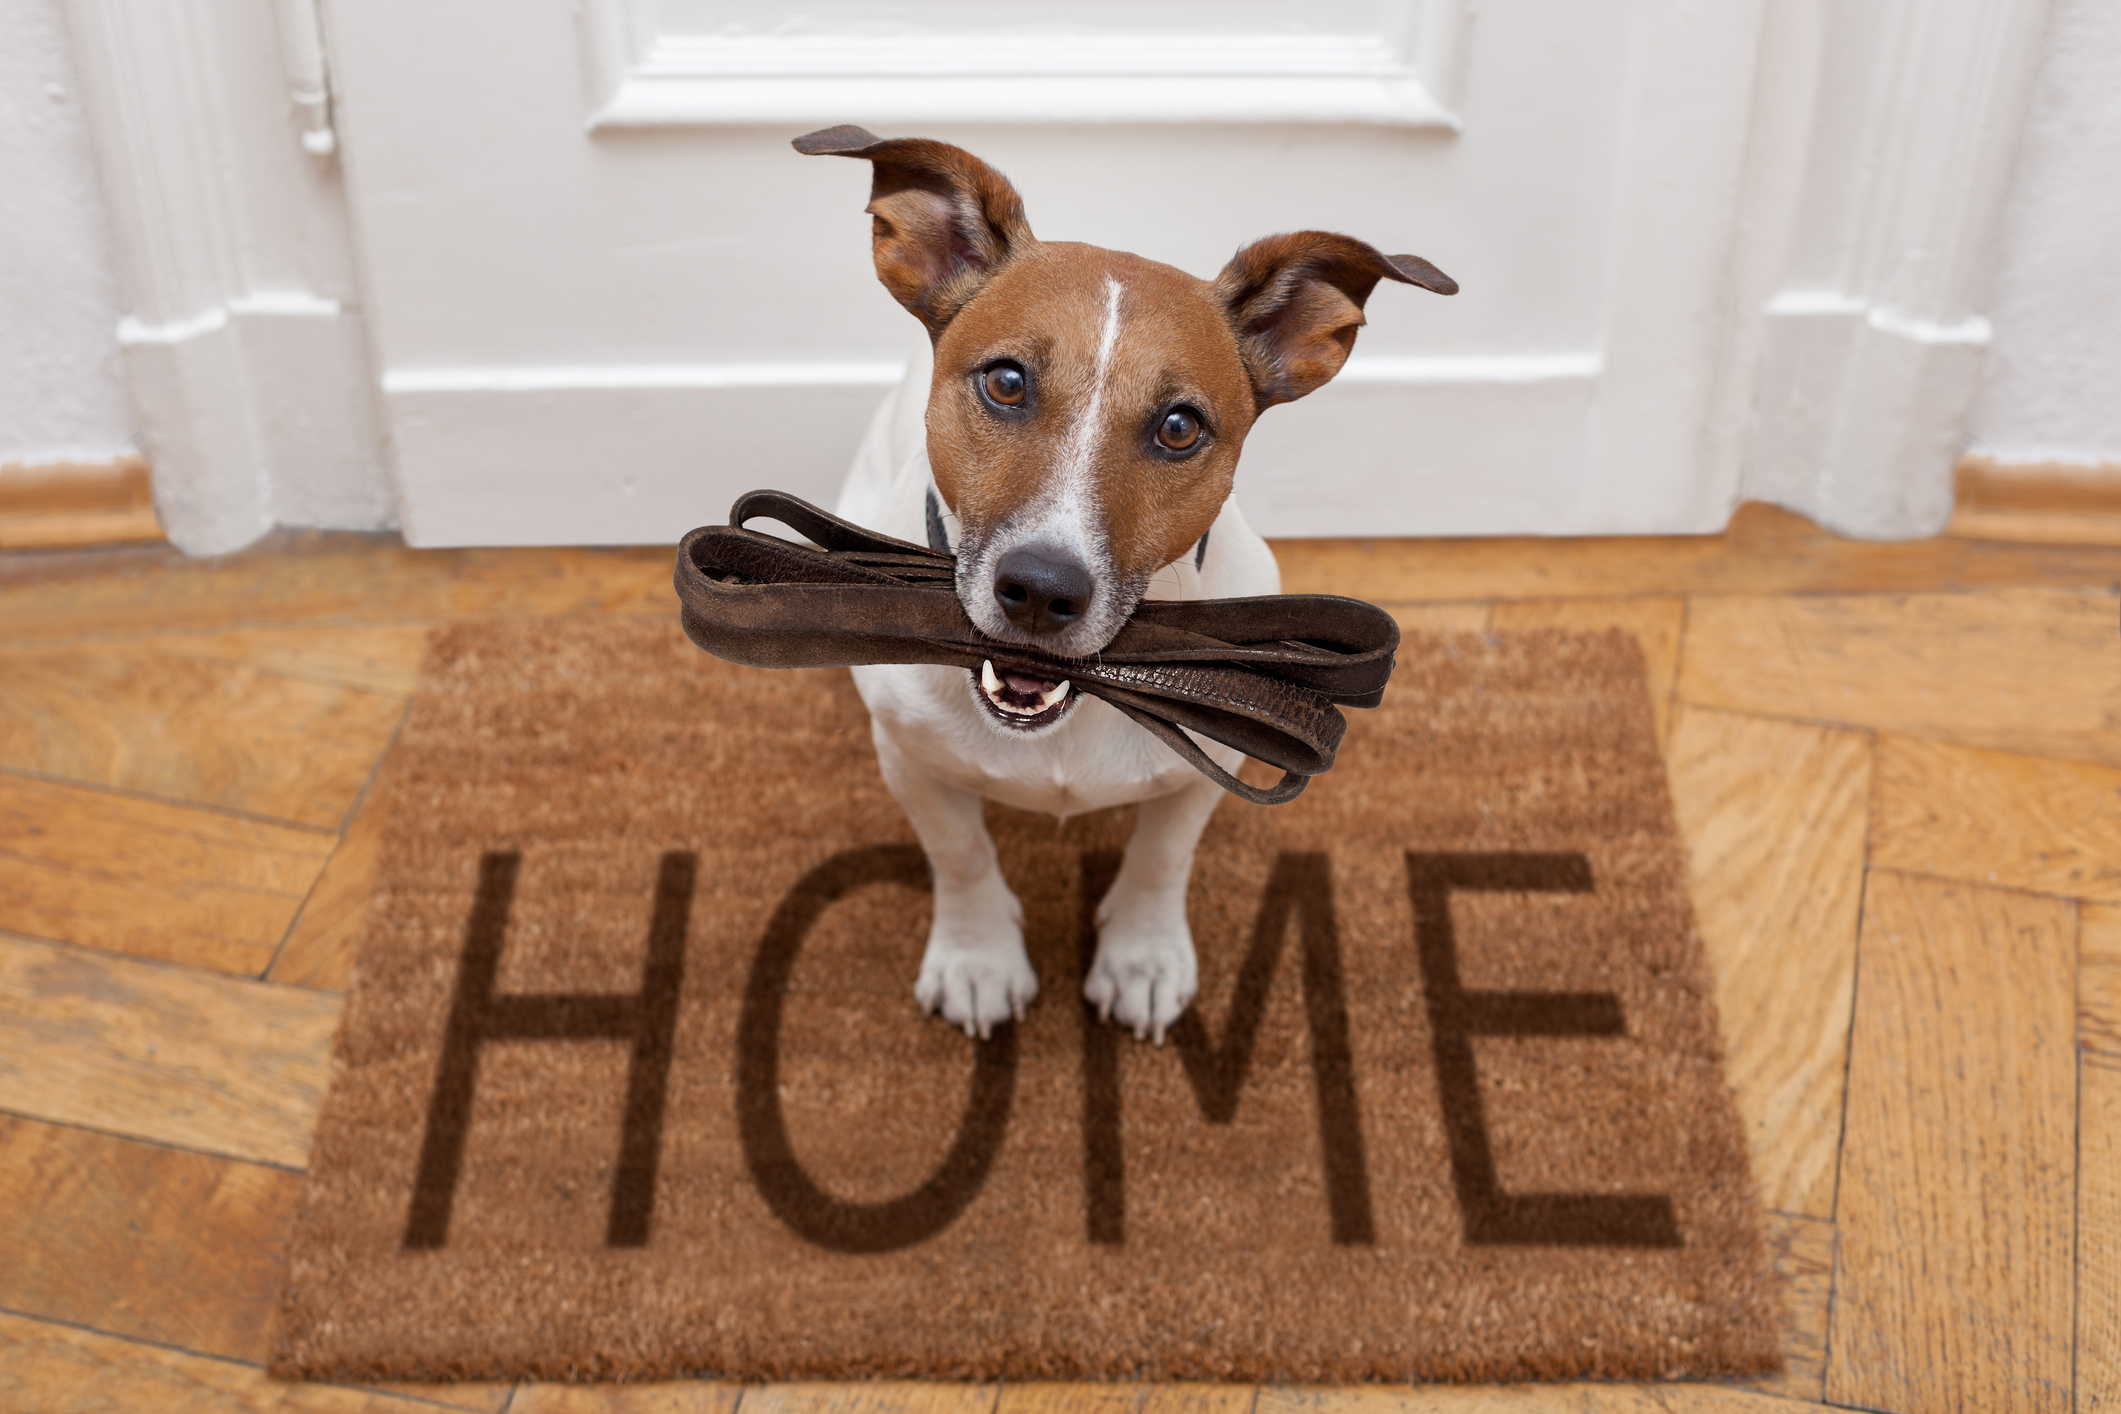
[403,850,695,1250]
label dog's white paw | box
[914,879,1036,1040]
[1085,887,1198,1045]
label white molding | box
[116,292,346,347]
[272,0,336,156]
[1333,351,1602,384]
[64,0,390,553]
[1736,0,2054,538]
[584,3,1465,129]
[116,307,233,347]
[1580,0,1773,533]
[1764,290,1994,346]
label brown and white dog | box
[803,126,1455,1044]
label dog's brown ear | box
[794,126,1036,337]
[1214,232,1456,410]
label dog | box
[801,126,1455,1044]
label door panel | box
[324,0,1767,543]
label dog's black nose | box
[993,547,1091,636]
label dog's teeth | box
[980,659,1070,717]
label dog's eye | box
[983,363,1027,407]
[1156,407,1202,452]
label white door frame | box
[67,0,2053,551]
[63,0,389,555]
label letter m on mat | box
[1077,849,1375,1246]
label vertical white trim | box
[273,0,336,156]
[1580,0,1770,533]
[1734,0,2055,537]
[1052,277,1126,499]
[63,0,389,553]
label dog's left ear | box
[1215,232,1456,411]
[794,125,1035,338]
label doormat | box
[272,619,1779,1385]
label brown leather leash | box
[673,491,1400,805]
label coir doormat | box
[272,620,1779,1385]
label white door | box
[313,2,1810,542]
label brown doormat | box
[272,620,1779,1386]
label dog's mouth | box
[973,659,1077,730]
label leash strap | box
[672,490,1400,805]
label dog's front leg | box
[1086,769,1228,1044]
[870,722,1037,1039]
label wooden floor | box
[2,501,2117,1413]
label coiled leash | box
[673,491,1399,805]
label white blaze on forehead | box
[1051,276,1125,506]
[966,273,1131,652]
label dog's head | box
[798,126,1454,725]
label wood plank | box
[2085,903,2121,1056]
[0,932,340,1167]
[1677,586,2121,768]
[15,502,2121,645]
[2082,1050,2121,1411]
[514,1384,744,1414]
[999,1388,1251,1414]
[0,455,164,549]
[750,1384,996,1414]
[0,641,406,828]
[994,1386,1142,1414]
[1492,597,1683,741]
[1252,1381,1829,1411]
[377,1383,514,1412]
[0,1114,297,1361]
[1949,454,2121,546]
[0,503,166,551]
[143,624,436,696]
[1381,602,1490,634]
[0,1115,509,1412]
[1740,1212,1833,1402]
[1271,500,2121,603]
[0,531,674,642]
[0,1310,438,1413]
[1664,707,1868,1217]
[269,784,389,991]
[1871,736,2121,902]
[1826,872,2076,1414]
[1951,505,2121,547]
[0,773,335,974]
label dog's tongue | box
[1003,670,1057,695]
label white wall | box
[1968,0,2121,468]
[4,0,2114,536]
[0,0,135,468]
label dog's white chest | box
[853,661,1202,817]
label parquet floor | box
[2,501,2117,1413]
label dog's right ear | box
[794,126,1035,337]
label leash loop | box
[675,491,1399,804]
